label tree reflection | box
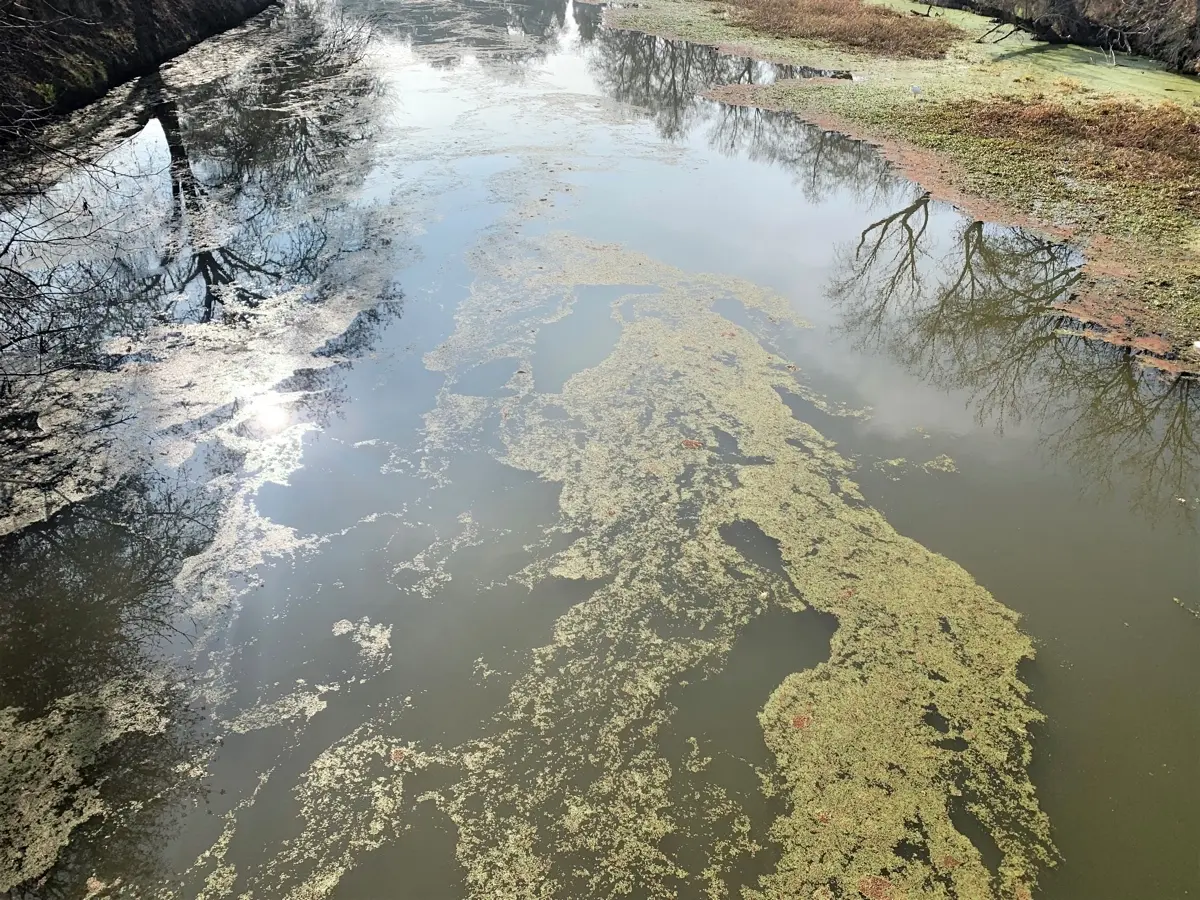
[591,31,773,138]
[0,473,226,711]
[360,0,601,67]
[134,4,381,324]
[0,472,223,896]
[1,210,405,896]
[0,2,384,514]
[280,295,408,429]
[588,29,897,203]
[831,194,1200,523]
[707,103,897,204]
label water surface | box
[1,2,1197,899]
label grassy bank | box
[608,0,1200,371]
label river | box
[0,1,1197,898]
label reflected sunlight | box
[249,396,292,433]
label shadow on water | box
[830,191,1200,526]
[0,471,225,897]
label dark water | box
[0,1,1197,898]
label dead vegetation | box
[731,0,965,58]
[944,97,1200,213]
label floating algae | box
[225,683,340,735]
[332,617,394,670]
[872,455,959,479]
[424,232,1054,899]
[76,225,1051,899]
[0,677,169,892]
[922,454,959,474]
[874,458,909,481]
[250,717,416,900]
[176,705,430,900]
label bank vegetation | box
[610,0,1200,370]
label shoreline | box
[603,0,1200,377]
[0,0,277,142]
[705,82,1197,374]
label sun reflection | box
[248,396,292,433]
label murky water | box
[1,1,1197,898]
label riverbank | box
[604,0,1200,374]
[1,6,1197,898]
[0,0,275,137]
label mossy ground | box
[608,0,1200,363]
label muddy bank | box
[0,0,275,135]
[606,0,1200,374]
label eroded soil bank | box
[605,0,1200,373]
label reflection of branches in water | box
[0,472,222,895]
[1045,350,1198,518]
[0,472,221,710]
[280,296,408,429]
[0,174,155,381]
[0,1,381,369]
[179,7,379,198]
[0,2,383,511]
[835,208,1084,426]
[854,191,930,299]
[710,103,902,205]
[315,292,405,359]
[832,198,1200,522]
[143,4,383,324]
[591,31,771,139]
[589,30,901,204]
